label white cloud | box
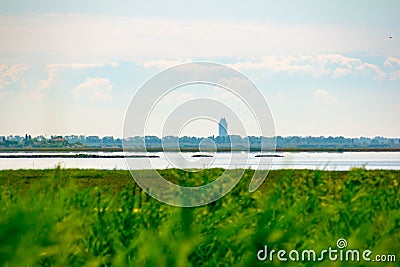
[217,77,250,90]
[228,56,328,77]
[38,62,119,90]
[0,64,29,82]
[0,64,29,89]
[39,70,56,90]
[332,67,352,78]
[229,54,390,80]
[383,57,400,80]
[0,79,11,90]
[389,70,400,80]
[0,64,29,92]
[355,63,385,80]
[73,77,112,101]
[384,57,400,68]
[317,54,361,69]
[314,89,337,103]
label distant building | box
[0,136,5,143]
[36,135,46,142]
[65,135,79,143]
[52,136,65,142]
[102,136,114,144]
[218,117,228,137]
[8,135,23,143]
[86,136,100,143]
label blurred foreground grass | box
[0,168,399,266]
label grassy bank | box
[0,168,399,266]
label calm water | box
[0,152,399,170]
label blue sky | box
[0,1,399,137]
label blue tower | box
[218,117,228,137]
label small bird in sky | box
[389,36,393,39]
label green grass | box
[0,168,399,266]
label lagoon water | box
[0,152,399,170]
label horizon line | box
[1,134,399,139]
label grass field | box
[0,168,399,266]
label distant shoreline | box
[0,147,399,153]
[0,154,160,158]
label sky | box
[0,0,399,138]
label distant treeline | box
[0,134,399,150]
